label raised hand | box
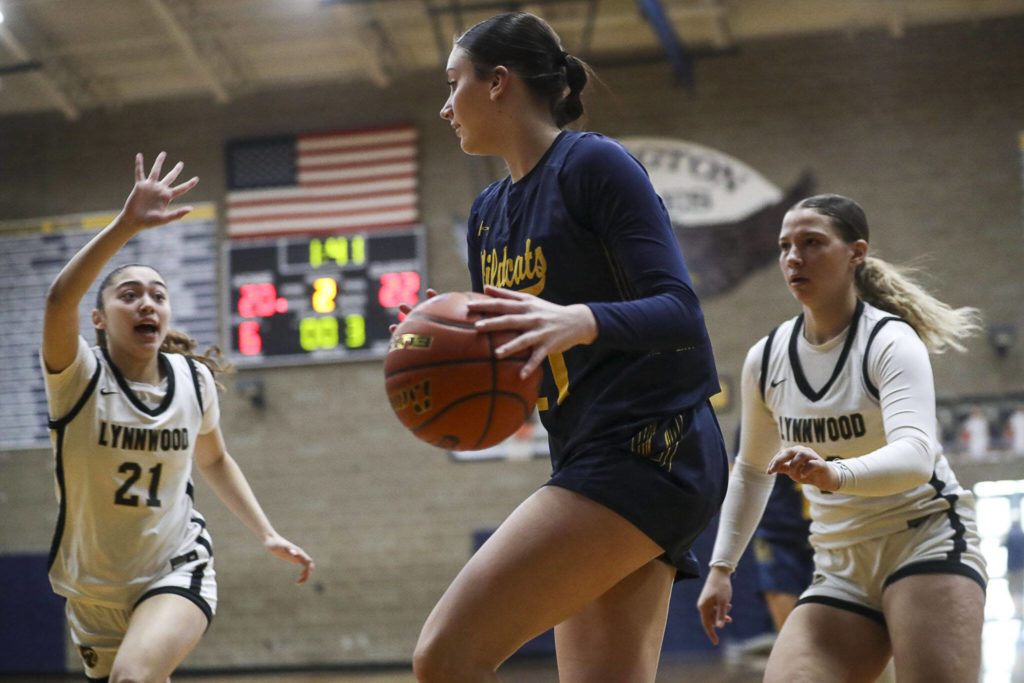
[120,152,199,231]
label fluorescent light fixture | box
[0,8,5,24]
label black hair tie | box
[556,50,570,67]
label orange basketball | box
[383,291,541,451]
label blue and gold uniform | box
[467,130,728,576]
[753,477,814,597]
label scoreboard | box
[226,226,425,366]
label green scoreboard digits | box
[226,227,424,366]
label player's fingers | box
[519,346,549,379]
[149,151,167,180]
[482,284,528,301]
[162,160,185,186]
[766,453,789,474]
[170,176,199,198]
[161,206,193,223]
[135,153,145,182]
[699,607,719,645]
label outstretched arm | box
[194,427,315,585]
[42,152,198,373]
[698,341,779,644]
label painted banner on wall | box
[621,137,814,298]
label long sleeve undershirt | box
[710,322,940,569]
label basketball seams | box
[476,303,499,450]
[383,356,529,379]
[384,290,539,450]
[410,312,478,329]
[412,391,532,443]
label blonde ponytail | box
[856,256,982,354]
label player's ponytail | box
[160,329,234,386]
[855,256,982,354]
[457,11,590,128]
[795,194,982,354]
[553,53,587,127]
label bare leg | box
[764,602,891,683]
[413,486,666,682]
[763,590,800,631]
[554,558,675,683]
[883,573,984,682]
[109,593,207,683]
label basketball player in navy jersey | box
[42,153,314,681]
[409,12,728,682]
[753,476,813,633]
[697,194,986,681]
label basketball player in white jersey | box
[42,153,314,682]
[697,194,986,682]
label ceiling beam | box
[0,24,79,119]
[635,0,694,87]
[141,0,230,103]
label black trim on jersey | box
[185,356,204,416]
[48,360,102,429]
[927,472,969,563]
[136,584,213,626]
[186,481,195,501]
[883,559,986,593]
[759,326,780,402]
[196,533,213,557]
[47,363,102,571]
[191,515,207,529]
[100,346,175,416]
[862,316,913,401]
[789,300,865,402]
[795,594,886,626]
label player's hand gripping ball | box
[384,291,542,450]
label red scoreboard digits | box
[227,227,425,366]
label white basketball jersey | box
[46,341,216,607]
[758,301,972,549]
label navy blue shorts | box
[546,400,728,579]
[753,536,815,596]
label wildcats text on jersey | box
[778,413,866,444]
[479,237,546,295]
[98,421,190,452]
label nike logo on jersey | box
[100,389,119,395]
[477,220,490,236]
[770,378,786,388]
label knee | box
[412,630,492,683]
[109,664,165,683]
[412,633,455,683]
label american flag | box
[225,124,418,239]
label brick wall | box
[1,16,1021,670]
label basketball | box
[384,291,541,451]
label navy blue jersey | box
[467,131,719,461]
[755,475,812,546]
